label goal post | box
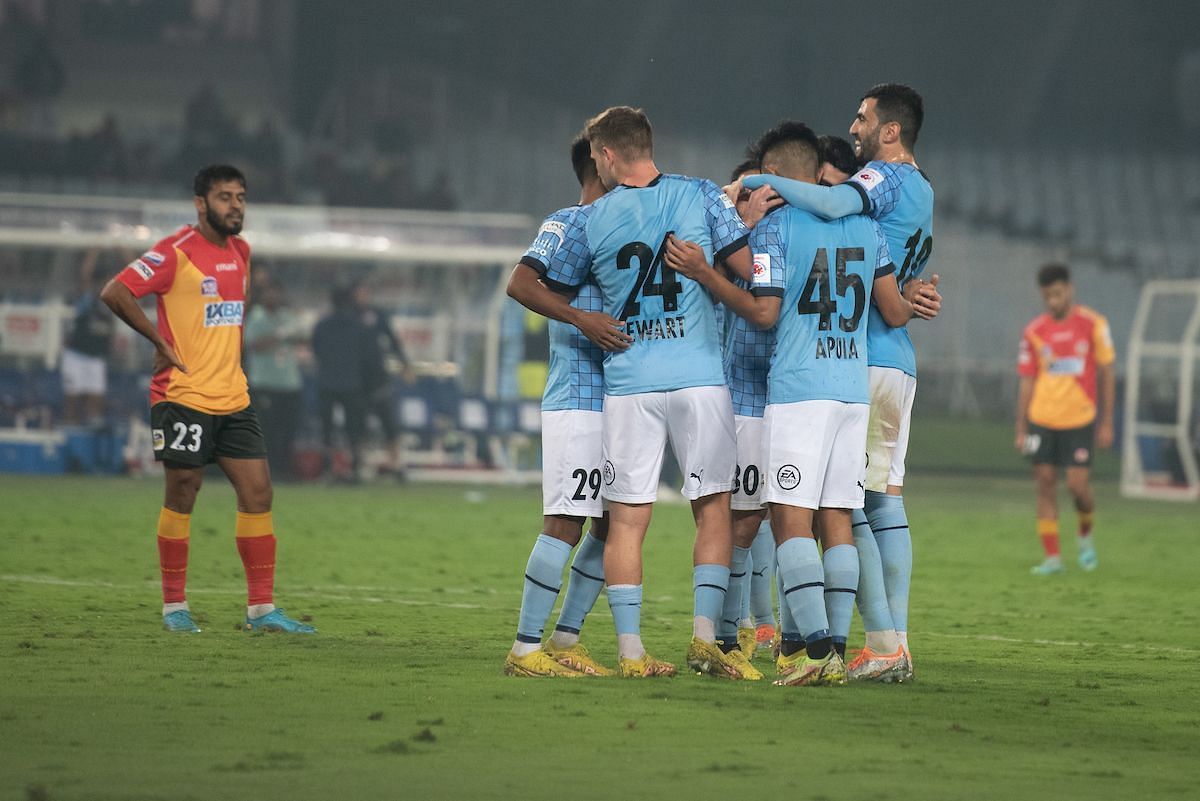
[1121,279,1200,501]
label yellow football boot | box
[504,649,584,678]
[618,652,677,678]
[543,641,614,677]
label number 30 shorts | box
[151,401,268,467]
[541,409,605,518]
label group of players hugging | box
[504,83,942,685]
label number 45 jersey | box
[767,208,893,406]
[543,173,750,396]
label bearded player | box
[743,85,938,678]
[101,165,315,634]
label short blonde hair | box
[585,106,653,160]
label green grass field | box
[1,470,1197,801]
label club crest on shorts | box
[152,428,165,451]
[776,464,801,490]
[1074,447,1090,463]
[602,460,616,486]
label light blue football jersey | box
[724,209,786,418]
[766,207,892,406]
[519,206,604,412]
[848,161,934,377]
[543,174,750,396]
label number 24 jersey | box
[543,173,750,396]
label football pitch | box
[1,470,1197,801]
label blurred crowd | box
[0,4,457,209]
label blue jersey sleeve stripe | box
[518,255,549,276]
[542,276,579,294]
[750,286,784,298]
[714,234,750,264]
[848,181,871,215]
[874,263,894,280]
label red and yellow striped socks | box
[157,507,190,606]
[1037,518,1060,558]
[235,511,276,608]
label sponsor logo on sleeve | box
[854,168,885,192]
[204,300,244,327]
[129,259,154,281]
[529,220,567,259]
[752,253,771,286]
[720,191,737,210]
[142,251,165,266]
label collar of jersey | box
[618,173,664,189]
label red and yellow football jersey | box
[117,225,251,414]
[1017,305,1115,430]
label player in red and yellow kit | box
[1015,263,1115,575]
[101,165,314,633]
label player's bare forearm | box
[505,263,631,352]
[664,236,778,329]
[101,279,165,350]
[1014,376,1034,449]
[101,278,187,373]
[506,264,577,325]
[1096,363,1116,448]
[1097,363,1115,425]
[873,274,915,328]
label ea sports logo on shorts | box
[603,460,616,486]
[776,464,801,490]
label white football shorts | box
[61,348,107,396]
[762,399,869,510]
[864,366,917,493]
[601,384,736,503]
[541,409,605,518]
[731,414,766,511]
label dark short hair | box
[570,133,596,186]
[863,83,924,150]
[585,106,653,160]
[193,164,246,197]
[754,120,820,179]
[729,158,759,184]
[1037,263,1071,287]
[817,135,858,176]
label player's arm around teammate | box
[665,236,781,329]
[506,266,631,353]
